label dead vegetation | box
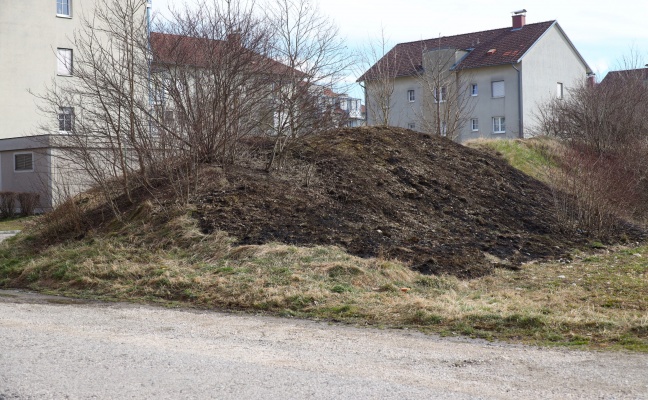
[198,126,643,278]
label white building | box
[358,11,593,141]
[0,0,149,211]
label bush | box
[0,192,17,219]
[17,192,40,216]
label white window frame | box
[471,84,478,96]
[56,0,72,17]
[471,118,479,132]
[58,107,74,133]
[492,117,506,134]
[557,82,564,99]
[491,80,505,98]
[14,152,34,173]
[407,90,415,102]
[434,86,447,103]
[56,48,73,76]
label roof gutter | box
[510,63,523,138]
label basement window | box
[14,153,34,172]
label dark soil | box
[196,127,633,278]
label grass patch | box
[0,216,35,231]
[467,137,560,182]
[1,214,647,352]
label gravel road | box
[1,289,647,399]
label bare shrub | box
[0,192,17,219]
[17,193,41,216]
[535,64,648,230]
[38,196,87,241]
[549,145,642,235]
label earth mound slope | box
[198,127,607,277]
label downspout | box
[363,82,368,126]
[146,0,153,134]
[510,63,523,138]
[147,0,152,104]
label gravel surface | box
[1,289,647,399]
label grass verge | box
[0,216,34,231]
[467,137,560,182]
[1,213,646,351]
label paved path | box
[1,289,647,399]
[0,230,20,243]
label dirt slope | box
[198,127,605,278]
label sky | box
[152,0,648,97]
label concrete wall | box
[0,136,53,211]
[520,24,590,136]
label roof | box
[601,68,648,84]
[358,21,558,81]
[150,32,297,76]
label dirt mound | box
[197,127,616,278]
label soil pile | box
[197,127,614,278]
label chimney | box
[512,9,527,29]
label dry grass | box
[1,216,646,351]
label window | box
[492,117,506,134]
[57,48,73,75]
[14,153,33,172]
[491,81,505,98]
[407,122,416,130]
[58,107,74,132]
[441,122,447,136]
[471,84,478,96]
[557,82,564,99]
[471,118,479,131]
[407,90,415,102]
[434,87,447,103]
[56,0,71,16]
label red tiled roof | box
[358,21,556,81]
[150,32,297,76]
[601,68,648,85]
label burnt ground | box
[196,127,637,278]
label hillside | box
[197,126,616,278]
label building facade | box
[0,0,149,211]
[358,11,593,141]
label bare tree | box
[35,0,152,211]
[413,44,475,139]
[152,0,278,168]
[534,56,648,228]
[355,27,396,127]
[265,0,352,170]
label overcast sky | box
[152,0,648,95]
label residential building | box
[319,89,365,127]
[0,0,149,211]
[358,11,593,141]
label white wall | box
[0,1,101,139]
[521,23,590,136]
